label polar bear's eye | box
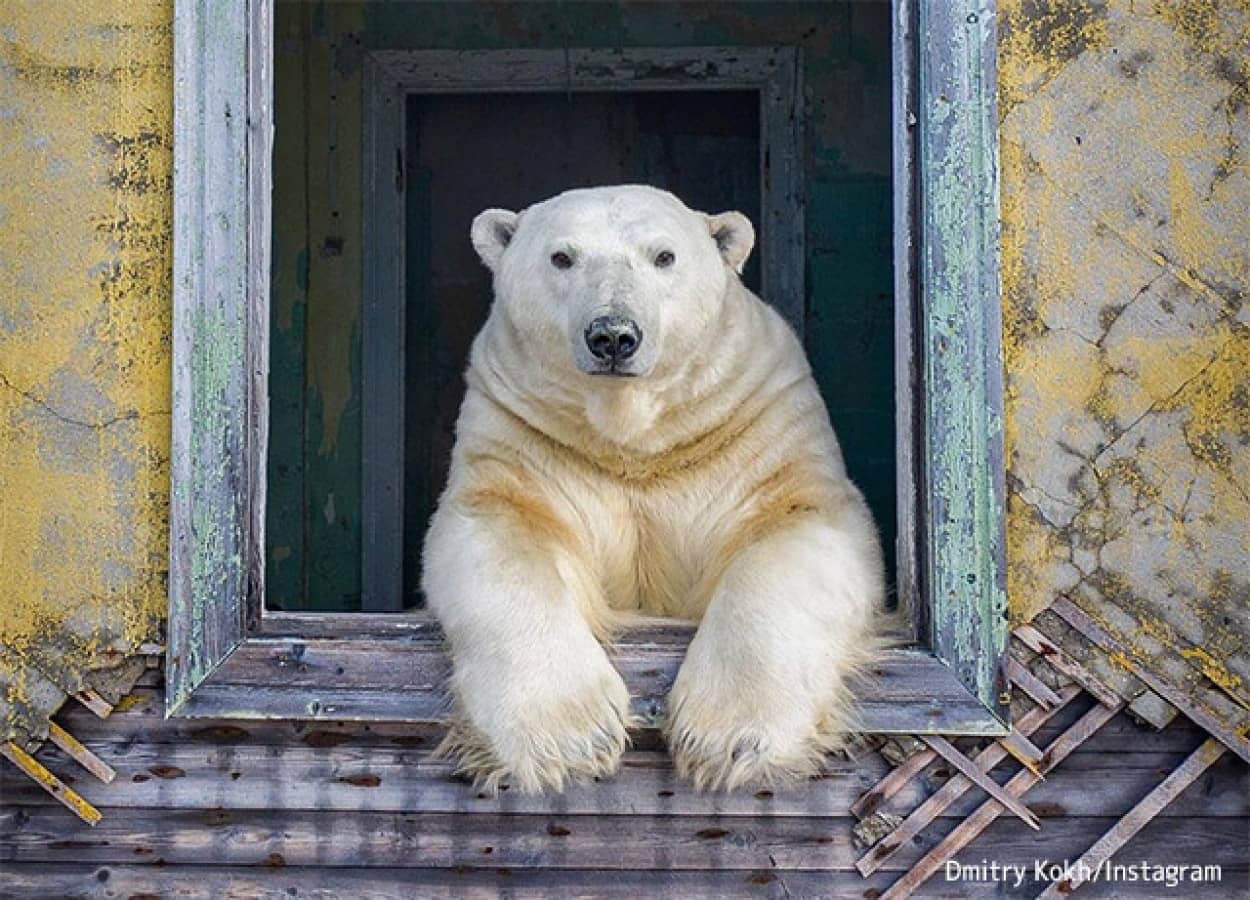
[654,250,676,269]
[550,251,574,270]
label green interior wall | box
[267,1,894,611]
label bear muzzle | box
[583,315,643,375]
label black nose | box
[584,315,642,363]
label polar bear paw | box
[664,688,852,792]
[437,674,633,794]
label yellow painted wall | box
[1,0,1246,741]
[1,1,171,742]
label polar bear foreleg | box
[423,508,632,793]
[664,516,883,790]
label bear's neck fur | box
[466,280,810,480]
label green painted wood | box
[169,0,271,709]
[265,1,310,611]
[914,0,1009,719]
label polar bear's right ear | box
[471,208,519,272]
[705,211,756,274]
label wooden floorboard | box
[2,808,1247,872]
[4,736,1245,820]
[3,862,1247,900]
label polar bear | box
[422,185,884,793]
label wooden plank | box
[244,0,274,628]
[10,736,1245,821]
[921,735,1040,830]
[0,864,1021,900]
[3,807,1246,872]
[892,0,923,643]
[1014,624,1122,708]
[998,728,1045,775]
[858,686,1081,876]
[851,743,938,818]
[1050,596,1250,764]
[180,638,1005,734]
[880,699,1124,899]
[47,723,116,784]
[53,687,1220,756]
[914,0,1009,722]
[360,54,406,612]
[1004,654,1063,709]
[168,0,253,711]
[0,743,101,827]
[1036,737,1228,898]
[73,689,114,719]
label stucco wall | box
[1,0,1246,743]
[1,1,171,743]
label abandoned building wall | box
[1,0,1246,745]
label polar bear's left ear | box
[471,208,519,273]
[706,211,755,274]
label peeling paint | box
[1000,0,1249,719]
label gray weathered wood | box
[858,685,1081,877]
[170,636,1005,734]
[12,731,1242,820]
[921,735,1040,830]
[169,0,259,711]
[3,807,1245,873]
[360,54,407,613]
[880,698,1125,899]
[1038,737,1229,898]
[1051,596,1250,764]
[1014,624,1122,708]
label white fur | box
[423,185,885,793]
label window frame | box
[168,0,1009,736]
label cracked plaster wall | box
[1000,0,1249,727]
[0,1,170,744]
[0,0,1246,744]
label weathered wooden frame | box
[360,46,805,612]
[169,0,1008,736]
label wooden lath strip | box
[1003,654,1063,709]
[73,688,114,719]
[879,698,1124,900]
[48,722,116,784]
[998,728,1045,776]
[0,742,102,826]
[1036,737,1227,898]
[1051,596,1250,764]
[850,743,938,818]
[856,685,1082,877]
[921,735,1040,830]
[1013,624,1122,707]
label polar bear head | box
[470,185,754,382]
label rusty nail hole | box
[546,824,571,837]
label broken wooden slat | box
[998,728,1045,776]
[0,742,102,827]
[1014,624,1122,707]
[1050,596,1250,764]
[879,698,1124,899]
[47,722,116,784]
[73,689,114,719]
[1036,736,1227,898]
[851,742,938,818]
[857,685,1082,876]
[922,735,1040,830]
[1004,654,1063,709]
